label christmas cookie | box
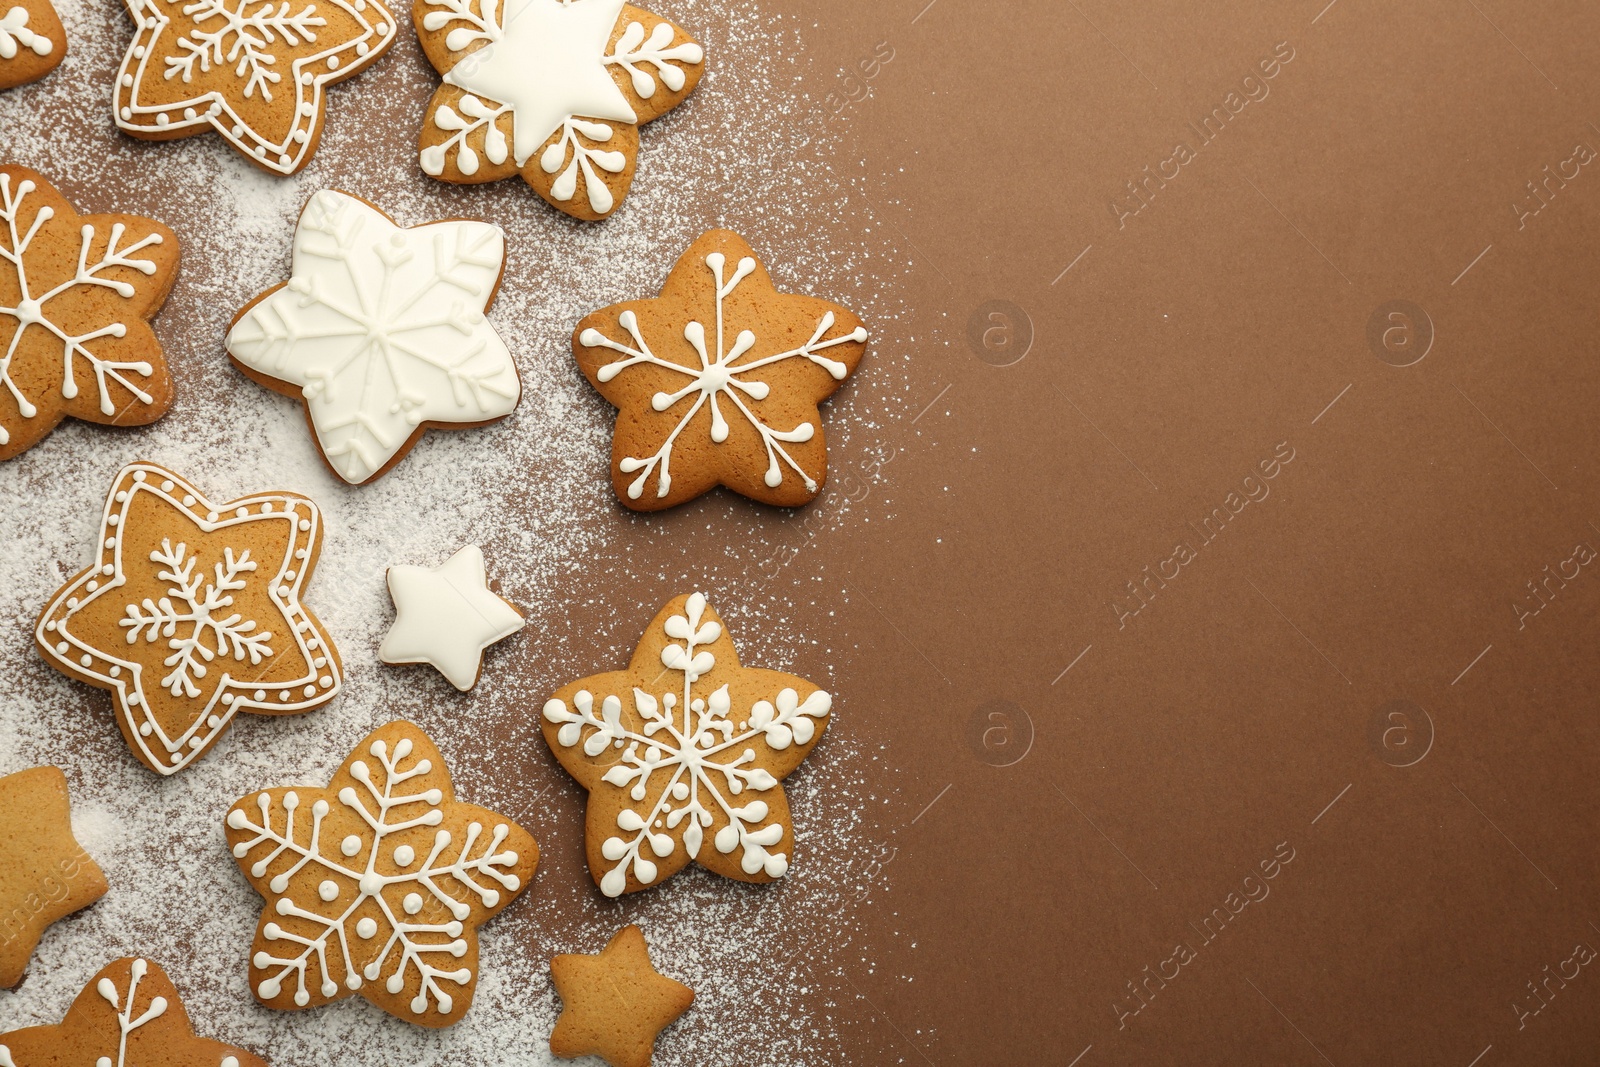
[0,166,178,461]
[0,957,267,1066]
[113,0,396,175]
[0,767,108,988]
[0,0,63,89]
[550,925,692,1067]
[226,189,520,484]
[225,720,539,1027]
[414,0,704,220]
[34,461,343,776]
[574,229,868,510]
[542,592,831,897]
[379,544,524,691]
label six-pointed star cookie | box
[573,229,869,510]
[225,720,540,1027]
[114,0,396,174]
[0,166,179,461]
[0,0,64,89]
[0,957,267,1067]
[34,461,343,776]
[380,544,524,690]
[414,0,705,219]
[543,592,832,897]
[227,189,521,484]
[0,766,108,988]
[549,925,693,1067]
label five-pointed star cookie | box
[414,0,705,220]
[573,229,869,510]
[379,544,524,690]
[226,190,521,485]
[0,767,108,989]
[34,461,343,776]
[114,0,396,174]
[0,0,64,89]
[0,166,179,461]
[0,957,267,1067]
[549,925,692,1067]
[225,720,539,1027]
[542,592,832,897]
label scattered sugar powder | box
[0,0,924,1062]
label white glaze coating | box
[226,190,519,484]
[0,6,53,60]
[34,463,341,775]
[378,544,523,690]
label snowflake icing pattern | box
[225,722,538,1025]
[543,592,832,897]
[226,190,520,484]
[0,168,176,459]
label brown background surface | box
[2,0,1600,1064]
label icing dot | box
[54,641,66,653]
[139,721,152,736]
[160,479,173,491]
[261,501,274,513]
[318,880,338,902]
[127,693,141,706]
[303,684,315,697]
[87,580,98,592]
[356,917,378,938]
[254,145,267,157]
[156,113,169,126]
[133,45,145,57]
[208,511,219,521]
[307,638,320,650]
[300,71,312,84]
[120,107,132,120]
[207,715,221,727]
[221,693,234,704]
[285,570,297,581]
[231,124,243,136]
[78,654,91,667]
[278,690,291,702]
[394,845,414,866]
[66,598,77,609]
[182,495,195,506]
[188,736,203,749]
[120,73,132,85]
[183,107,195,120]
[299,519,311,531]
[356,41,368,55]
[101,564,113,575]
[279,153,291,165]
[107,515,120,526]
[377,20,389,33]
[403,893,422,914]
[292,130,308,143]
[319,676,333,688]
[254,689,266,700]
[44,621,55,632]
[169,752,183,765]
[115,492,128,502]
[341,835,361,856]
[236,507,248,517]
[104,538,116,548]
[295,549,307,560]
[313,657,326,668]
[109,665,120,677]
[133,472,145,482]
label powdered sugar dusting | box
[0,0,918,1062]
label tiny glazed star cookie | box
[225,720,540,1027]
[0,166,179,461]
[34,461,343,776]
[550,925,692,1067]
[226,189,521,485]
[0,957,268,1066]
[114,0,396,175]
[380,544,524,690]
[0,766,109,989]
[574,229,869,510]
[543,592,832,897]
[414,0,704,220]
[0,0,64,89]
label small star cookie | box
[114,0,397,174]
[574,229,869,510]
[0,766,108,988]
[380,544,524,690]
[0,957,267,1066]
[543,592,832,897]
[549,925,692,1067]
[414,0,705,220]
[0,166,179,461]
[0,0,64,89]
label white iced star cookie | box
[380,544,523,690]
[413,0,705,220]
[226,190,521,484]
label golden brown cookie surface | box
[574,229,869,510]
[0,766,107,989]
[542,592,831,897]
[113,0,397,174]
[0,0,63,89]
[225,720,540,1027]
[0,166,178,460]
[549,925,692,1067]
[0,957,267,1066]
[414,0,704,219]
[34,461,343,776]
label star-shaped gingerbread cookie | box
[549,925,692,1067]
[34,462,343,776]
[0,957,267,1066]
[0,166,179,461]
[0,766,108,988]
[542,592,832,897]
[225,720,540,1027]
[574,229,869,510]
[380,544,524,690]
[0,0,64,89]
[113,0,397,174]
[414,0,705,219]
